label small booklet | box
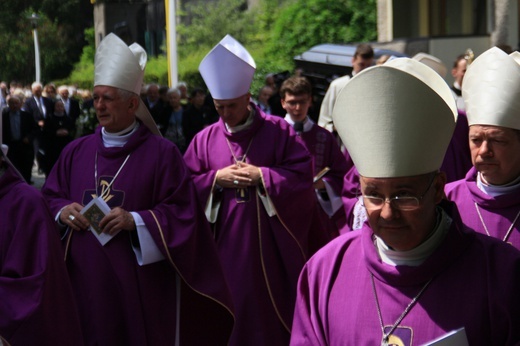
[422,328,468,346]
[80,197,119,246]
[313,166,330,183]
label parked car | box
[293,44,407,120]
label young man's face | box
[352,55,373,74]
[452,59,467,86]
[281,93,312,123]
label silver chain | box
[371,274,433,346]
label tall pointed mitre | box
[462,46,520,130]
[199,35,256,100]
[94,33,161,136]
[412,52,447,78]
[332,58,457,178]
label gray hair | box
[167,88,181,97]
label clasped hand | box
[217,162,262,188]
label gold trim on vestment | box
[148,209,236,321]
[256,170,308,334]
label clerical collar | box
[476,172,520,197]
[102,121,139,148]
[283,114,314,133]
[225,107,255,133]
[375,206,451,266]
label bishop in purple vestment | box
[0,150,84,345]
[291,58,520,345]
[41,33,234,345]
[185,35,322,345]
[445,47,520,250]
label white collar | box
[477,172,520,197]
[375,207,451,266]
[283,114,314,132]
[102,121,139,147]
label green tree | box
[266,0,377,64]
[0,0,88,84]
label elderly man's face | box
[168,92,181,109]
[93,86,137,133]
[213,93,251,127]
[361,172,445,251]
[470,125,520,185]
[59,88,69,100]
[147,86,160,102]
[32,85,42,98]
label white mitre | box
[332,58,457,178]
[412,52,447,78]
[462,46,520,130]
[94,33,161,136]
[199,35,256,100]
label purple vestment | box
[291,201,520,345]
[184,104,323,345]
[42,123,234,345]
[440,111,472,183]
[0,160,83,345]
[300,123,351,237]
[446,167,520,249]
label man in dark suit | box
[23,81,54,174]
[58,85,81,120]
[2,95,38,183]
[143,83,165,125]
[24,82,54,124]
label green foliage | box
[177,0,258,52]
[66,27,96,89]
[266,0,377,65]
[65,0,376,95]
[0,0,87,84]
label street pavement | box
[31,163,46,190]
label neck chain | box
[474,202,520,242]
[371,274,433,346]
[225,137,254,167]
[95,152,131,200]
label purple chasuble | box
[0,161,83,345]
[291,201,520,345]
[440,111,472,183]
[446,167,520,249]
[184,104,322,345]
[42,123,234,345]
[300,123,351,237]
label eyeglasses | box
[362,174,437,211]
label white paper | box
[422,328,468,346]
[80,197,119,246]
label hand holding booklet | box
[80,197,120,246]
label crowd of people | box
[1,31,520,346]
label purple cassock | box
[446,167,520,249]
[291,201,520,345]
[299,122,352,238]
[184,103,324,345]
[0,158,83,345]
[41,123,234,345]
[440,111,472,183]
